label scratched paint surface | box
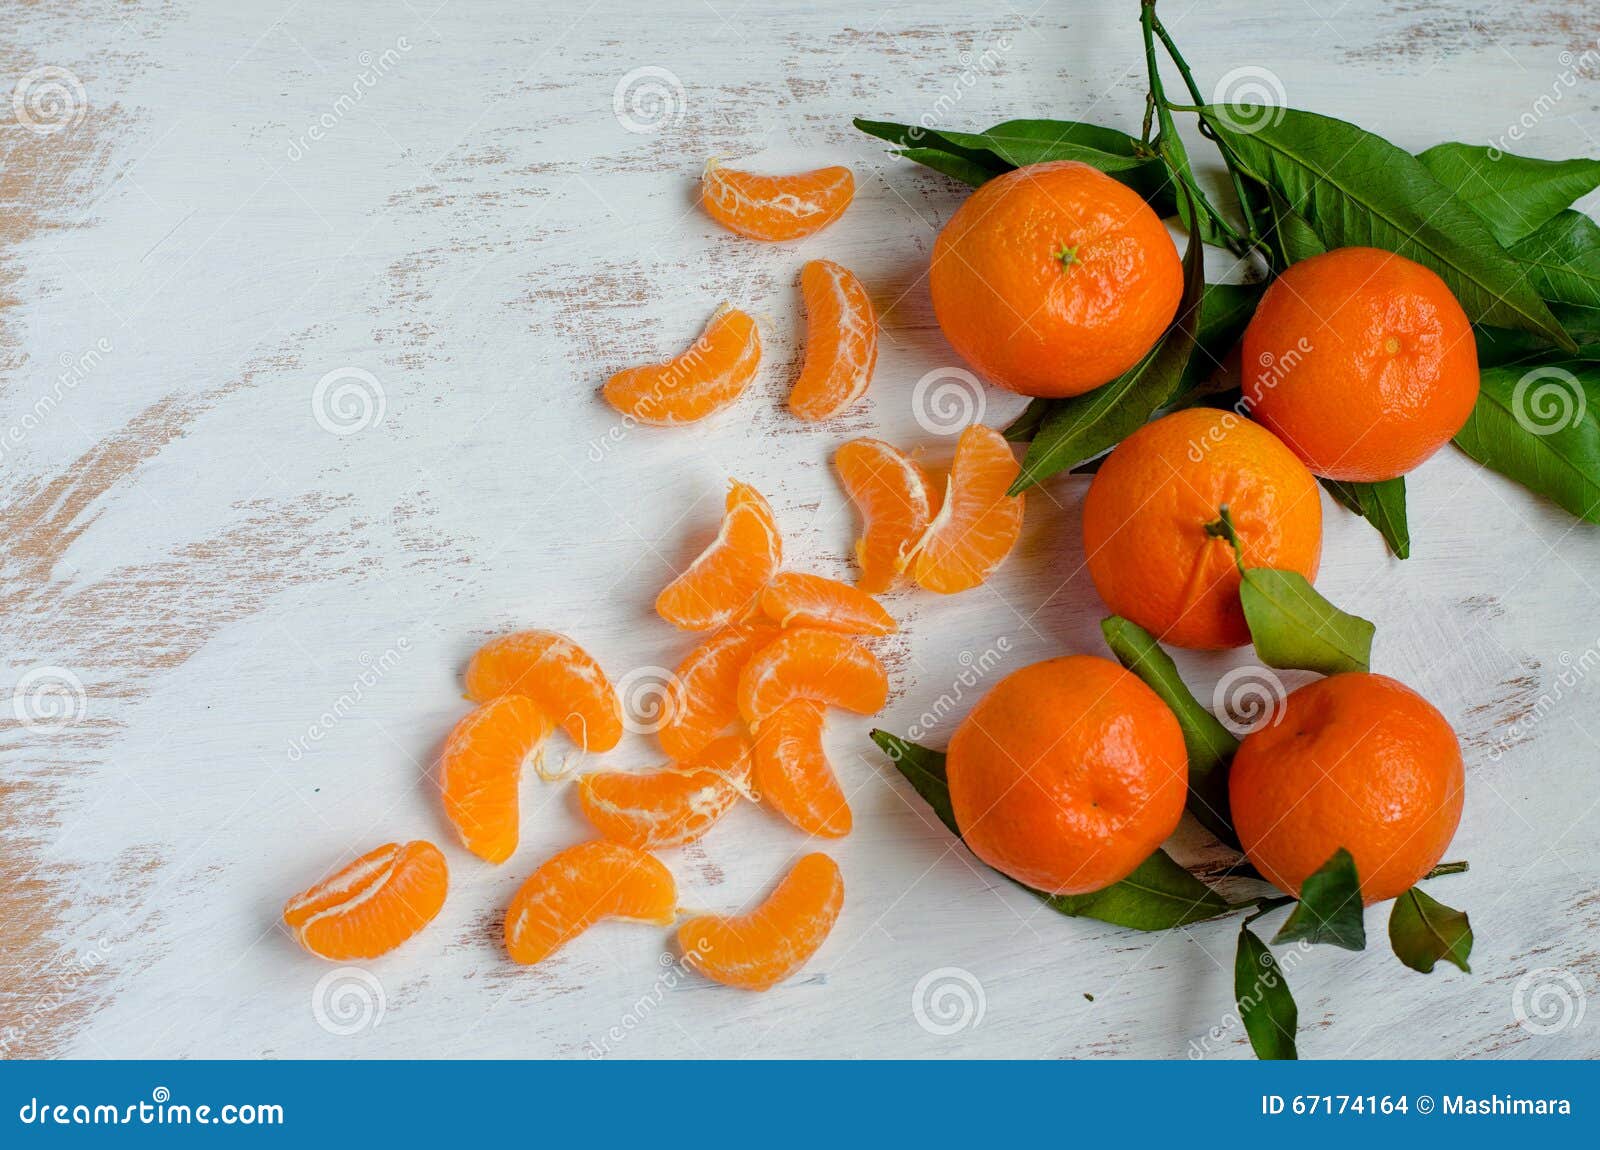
[2,0,1598,1059]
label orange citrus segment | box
[753,701,851,838]
[758,571,896,636]
[284,841,448,961]
[789,259,878,420]
[656,480,783,630]
[678,852,844,990]
[603,305,761,425]
[503,840,678,966]
[577,734,753,849]
[911,424,1024,594]
[701,162,854,242]
[834,438,941,594]
[438,697,551,864]
[737,627,889,726]
[659,622,781,760]
[464,630,623,752]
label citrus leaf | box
[1320,476,1410,559]
[1475,307,1600,368]
[1453,360,1600,524]
[893,147,995,188]
[1273,848,1367,951]
[1100,615,1238,847]
[1199,106,1574,349]
[1009,179,1203,494]
[1509,209,1600,310]
[1417,143,1600,246]
[868,730,1234,931]
[1236,923,1298,1060]
[1003,397,1053,443]
[1239,567,1375,674]
[1388,887,1473,974]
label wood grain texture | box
[2,0,1599,1059]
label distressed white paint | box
[3,0,1599,1060]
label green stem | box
[1424,861,1470,879]
[1242,895,1296,927]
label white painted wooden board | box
[3,0,1599,1060]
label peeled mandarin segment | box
[283,841,448,961]
[911,424,1024,594]
[678,852,844,991]
[701,162,854,242]
[834,438,940,594]
[753,701,851,838]
[789,259,878,420]
[503,840,678,966]
[577,733,753,849]
[438,697,551,864]
[658,622,781,760]
[603,306,761,425]
[736,627,889,726]
[464,630,623,752]
[758,571,896,637]
[656,480,782,631]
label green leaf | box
[1320,476,1410,559]
[1388,887,1474,974]
[1273,848,1367,951]
[1475,306,1600,368]
[1246,178,1325,270]
[869,730,1234,930]
[1003,397,1053,443]
[1199,106,1574,350]
[1236,924,1298,1060]
[1010,179,1204,494]
[852,117,1170,200]
[1417,143,1600,247]
[893,147,994,188]
[1239,567,1375,674]
[1041,849,1235,930]
[1100,615,1238,847]
[1454,360,1600,524]
[870,729,956,834]
[1509,209,1600,310]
